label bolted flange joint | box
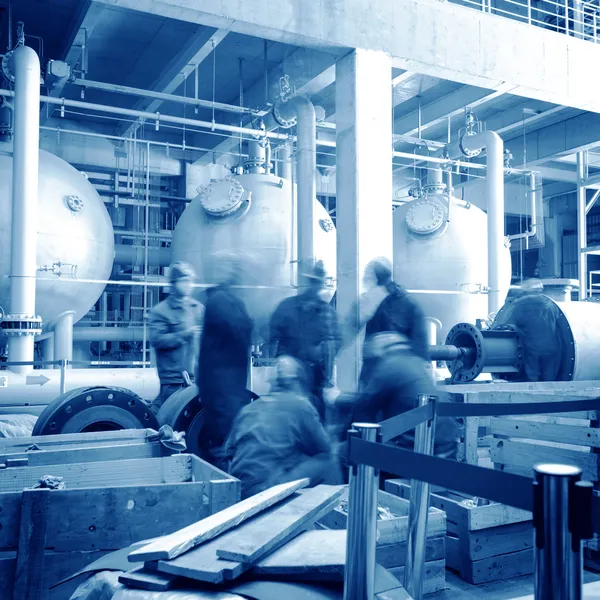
[0,314,43,337]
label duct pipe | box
[280,140,292,180]
[114,245,171,268]
[509,172,538,248]
[275,96,316,286]
[0,368,160,415]
[460,131,505,316]
[0,89,288,141]
[6,47,41,375]
[40,335,54,370]
[53,310,74,367]
[71,78,255,115]
[72,326,145,343]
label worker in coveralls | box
[344,257,430,388]
[148,262,204,414]
[269,260,341,423]
[225,355,343,499]
[198,254,254,471]
[336,332,459,484]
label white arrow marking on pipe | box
[25,375,50,386]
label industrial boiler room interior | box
[3,0,600,599]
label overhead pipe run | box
[459,129,506,317]
[1,46,43,375]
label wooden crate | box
[0,428,173,467]
[1,453,240,600]
[318,487,447,594]
[385,479,533,585]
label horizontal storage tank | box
[0,143,114,331]
[393,182,512,343]
[171,173,337,341]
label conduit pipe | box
[114,245,171,268]
[0,89,288,141]
[273,96,317,285]
[7,47,41,375]
[509,172,538,248]
[460,130,505,316]
[71,78,256,115]
[72,326,145,343]
[53,310,74,366]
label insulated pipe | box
[276,96,316,286]
[53,310,75,367]
[114,245,171,268]
[280,140,293,180]
[72,326,145,343]
[460,131,505,316]
[7,46,41,374]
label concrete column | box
[335,49,393,392]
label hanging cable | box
[239,57,244,170]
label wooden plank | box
[490,418,600,448]
[463,417,480,465]
[0,429,154,454]
[0,442,165,467]
[119,566,178,591]
[389,559,446,595]
[12,489,50,600]
[444,381,600,395]
[376,536,445,569]
[490,439,599,481]
[466,549,534,585]
[216,485,344,563]
[465,520,533,562]
[0,454,193,493]
[130,478,310,563]
[209,479,241,514]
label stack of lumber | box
[385,480,533,586]
[2,451,240,600]
[118,480,410,599]
[318,488,447,594]
[444,381,600,580]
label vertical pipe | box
[404,394,437,599]
[280,139,292,181]
[59,359,67,395]
[527,0,532,25]
[40,335,54,370]
[100,292,108,354]
[143,141,150,367]
[573,0,584,38]
[53,310,74,367]
[343,423,380,600]
[577,152,587,300]
[8,46,41,374]
[565,0,570,34]
[460,131,505,316]
[534,464,582,600]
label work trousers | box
[150,382,185,416]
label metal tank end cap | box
[534,463,582,477]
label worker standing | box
[198,254,254,471]
[269,260,341,423]
[225,355,343,499]
[147,262,204,415]
[344,257,430,387]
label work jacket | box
[148,296,204,385]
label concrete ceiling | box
[2,0,600,196]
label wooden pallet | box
[2,453,240,600]
[385,480,532,585]
[318,488,447,593]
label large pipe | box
[7,46,41,374]
[72,326,145,343]
[276,96,316,285]
[53,310,74,366]
[460,131,505,316]
[114,245,171,268]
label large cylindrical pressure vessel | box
[0,143,114,331]
[393,186,512,343]
[171,173,337,340]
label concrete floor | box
[431,570,600,599]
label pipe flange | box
[459,132,483,158]
[0,314,43,337]
[445,322,485,383]
[32,386,159,436]
[423,183,447,197]
[272,101,297,129]
[65,194,84,212]
[198,177,248,218]
[1,51,15,83]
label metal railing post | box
[533,463,582,600]
[343,423,381,600]
[59,359,67,395]
[404,394,437,600]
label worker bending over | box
[148,262,204,414]
[269,260,341,422]
[198,254,254,472]
[225,355,343,499]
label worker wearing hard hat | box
[148,262,204,414]
[269,259,341,422]
[224,355,343,499]
[198,252,254,472]
[339,332,459,462]
[344,257,430,387]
